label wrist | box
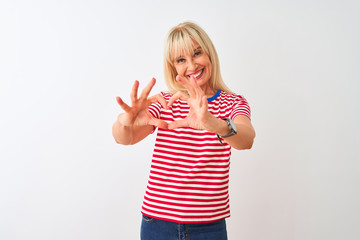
[218,118,237,137]
[117,113,134,127]
[203,114,229,135]
[215,118,238,145]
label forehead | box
[172,38,201,59]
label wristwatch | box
[216,118,237,145]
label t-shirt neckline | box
[207,90,221,102]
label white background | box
[1,0,359,239]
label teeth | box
[189,69,203,78]
[195,69,202,78]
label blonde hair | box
[164,22,232,93]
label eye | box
[176,58,185,63]
[194,50,201,57]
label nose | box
[187,59,197,72]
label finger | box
[176,75,192,89]
[116,96,131,112]
[148,94,169,110]
[176,75,195,97]
[168,119,189,130]
[167,91,189,107]
[190,75,204,96]
[201,96,208,110]
[148,117,168,129]
[130,80,139,103]
[140,78,156,99]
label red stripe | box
[150,170,229,180]
[152,154,230,164]
[157,135,220,142]
[151,165,229,175]
[153,149,230,159]
[145,191,229,203]
[148,181,228,192]
[149,175,229,185]
[142,201,229,214]
[146,186,228,197]
[158,129,213,136]
[143,195,229,208]
[155,143,228,153]
[141,207,230,220]
[155,138,223,148]
[152,159,229,169]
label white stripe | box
[154,144,229,153]
[157,129,212,137]
[146,188,228,200]
[154,146,230,157]
[152,156,229,167]
[149,172,229,183]
[148,178,228,189]
[151,162,229,173]
[150,168,229,178]
[156,135,220,145]
[143,198,229,211]
[148,109,159,118]
[152,153,230,161]
[159,127,209,134]
[156,137,228,149]
[147,182,228,194]
[144,192,229,205]
[142,204,229,217]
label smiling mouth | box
[188,68,204,80]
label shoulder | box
[219,91,248,103]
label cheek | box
[174,65,184,75]
[202,57,212,70]
[207,59,212,68]
[206,62,212,74]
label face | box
[173,41,212,91]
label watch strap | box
[220,118,237,138]
[216,118,237,145]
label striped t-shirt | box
[141,90,251,223]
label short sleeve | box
[229,95,251,120]
[147,92,168,134]
[148,102,162,119]
[148,91,170,119]
[147,102,161,134]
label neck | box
[201,84,216,98]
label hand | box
[167,75,215,131]
[116,78,169,129]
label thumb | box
[148,117,168,129]
[201,96,208,109]
[116,97,131,112]
[168,119,188,130]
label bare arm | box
[112,115,155,145]
[201,115,255,150]
[112,78,168,145]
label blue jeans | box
[140,215,228,240]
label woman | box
[112,22,255,240]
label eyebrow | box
[175,46,202,60]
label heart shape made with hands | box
[167,75,215,131]
[116,76,217,131]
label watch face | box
[228,119,237,134]
[221,118,237,138]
